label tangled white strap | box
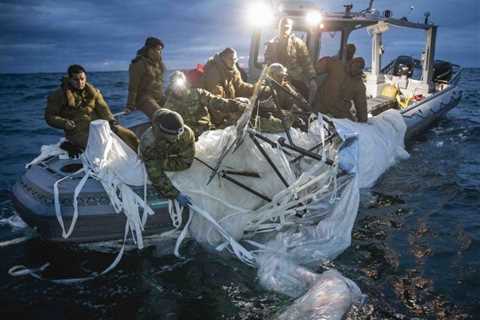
[53,167,85,239]
[8,223,129,284]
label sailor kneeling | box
[140,109,194,206]
[44,64,139,156]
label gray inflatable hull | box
[403,82,462,141]
[12,157,183,243]
[12,119,186,244]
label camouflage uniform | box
[264,34,316,95]
[45,80,139,150]
[255,81,308,133]
[126,48,166,119]
[313,57,355,121]
[342,57,368,123]
[163,88,245,138]
[140,123,195,199]
[200,54,254,99]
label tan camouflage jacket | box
[45,81,115,147]
[127,53,165,109]
[264,34,316,84]
[343,57,368,122]
[200,54,254,99]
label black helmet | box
[145,37,164,49]
[152,109,184,138]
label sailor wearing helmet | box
[163,71,247,138]
[254,63,310,133]
[139,109,194,206]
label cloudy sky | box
[0,0,479,73]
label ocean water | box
[0,70,479,319]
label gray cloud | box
[0,0,478,73]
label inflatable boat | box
[12,1,463,244]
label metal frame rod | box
[278,137,335,166]
[219,171,271,202]
[223,170,260,178]
[249,132,290,188]
[194,157,268,201]
[289,134,336,164]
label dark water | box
[0,70,479,319]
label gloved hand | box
[64,120,76,130]
[175,192,192,207]
[60,141,83,158]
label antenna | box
[424,11,431,24]
[407,5,415,17]
[367,0,374,11]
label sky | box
[0,0,479,74]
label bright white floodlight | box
[248,2,274,27]
[174,77,186,89]
[305,10,323,26]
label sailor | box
[255,63,309,133]
[343,57,368,122]
[313,56,354,121]
[140,109,194,206]
[45,64,139,154]
[264,17,317,101]
[200,47,254,99]
[164,71,247,138]
[345,43,356,62]
[124,37,166,119]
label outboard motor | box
[393,55,415,78]
[433,60,453,82]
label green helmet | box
[152,108,185,138]
[268,63,288,82]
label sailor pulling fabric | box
[140,109,196,199]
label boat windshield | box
[318,31,342,59]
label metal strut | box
[278,137,335,166]
[194,157,270,202]
[219,171,271,202]
[248,131,290,188]
[289,133,336,164]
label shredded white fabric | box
[168,110,407,267]
[26,138,68,169]
[51,120,155,250]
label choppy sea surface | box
[0,70,478,319]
